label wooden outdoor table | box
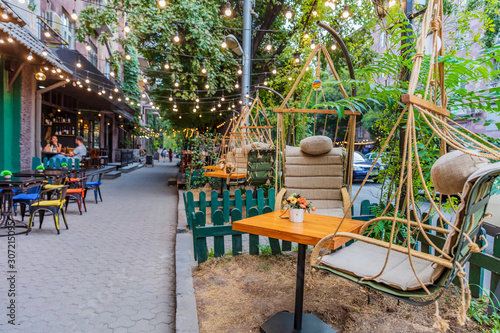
[203,165,223,170]
[204,170,246,195]
[233,210,365,333]
[14,169,69,179]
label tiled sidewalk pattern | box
[0,161,178,332]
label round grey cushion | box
[300,136,333,155]
[431,150,490,195]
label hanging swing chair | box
[274,42,358,217]
[310,0,500,330]
[205,117,238,171]
[225,96,274,176]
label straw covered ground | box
[193,253,483,333]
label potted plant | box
[1,170,12,180]
[36,165,45,173]
[61,162,68,169]
[283,193,315,223]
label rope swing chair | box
[274,42,358,217]
[310,0,500,330]
[225,97,274,175]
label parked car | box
[353,151,380,181]
[365,151,387,168]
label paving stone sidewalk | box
[0,161,178,332]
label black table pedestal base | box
[260,312,335,333]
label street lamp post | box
[242,0,252,106]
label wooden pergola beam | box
[273,108,361,115]
[401,94,450,117]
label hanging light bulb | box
[124,25,130,33]
[76,80,81,85]
[141,93,146,98]
[86,44,91,51]
[35,70,46,81]
[265,40,272,51]
[1,12,8,19]
[169,95,173,101]
[7,37,13,43]
[87,86,91,91]
[288,76,293,81]
[143,78,148,83]
[196,104,200,109]
[217,103,221,107]
[158,0,167,8]
[331,43,337,50]
[118,97,122,102]
[174,81,179,87]
[164,61,170,69]
[179,115,182,119]
[224,2,232,16]
[263,77,268,86]
[71,9,78,21]
[76,60,82,68]
[173,31,180,43]
[27,53,33,61]
[342,5,350,18]
[85,77,90,84]
[221,95,225,102]
[304,32,310,39]
[389,0,396,6]
[272,66,277,75]
[294,53,300,63]
[114,87,119,92]
[125,97,130,101]
[285,6,293,19]
[196,96,200,103]
[201,64,207,74]
[312,10,317,16]
[42,50,48,56]
[102,88,107,94]
[237,67,242,75]
[310,39,316,49]
[51,68,56,73]
[66,77,70,82]
[205,83,210,89]
[0,39,4,44]
[193,108,197,113]
[125,54,131,60]
[44,30,51,38]
[56,68,61,73]
[221,37,227,49]
[232,103,235,108]
[98,91,102,95]
[219,112,222,116]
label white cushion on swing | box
[320,241,444,291]
[300,136,333,155]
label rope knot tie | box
[431,18,442,31]
[412,52,424,61]
[429,80,437,86]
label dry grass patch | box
[193,253,483,333]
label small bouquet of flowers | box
[218,158,225,169]
[283,193,315,212]
[225,162,235,174]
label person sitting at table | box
[51,136,87,163]
[44,136,62,153]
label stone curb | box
[175,190,200,333]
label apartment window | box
[88,41,98,67]
[105,61,111,79]
[61,12,75,49]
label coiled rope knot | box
[429,80,437,86]
[412,52,424,61]
[431,18,442,31]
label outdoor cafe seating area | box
[0,157,107,236]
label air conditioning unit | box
[46,10,62,33]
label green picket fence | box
[183,188,377,264]
[183,188,288,263]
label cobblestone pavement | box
[0,160,178,332]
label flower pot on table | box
[289,208,305,223]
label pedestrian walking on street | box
[168,148,173,163]
[161,148,167,163]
